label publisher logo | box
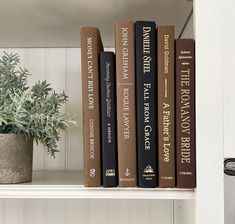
[105,169,116,177]
[89,168,96,177]
[124,168,131,177]
[144,165,154,174]
[143,165,155,179]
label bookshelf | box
[0,0,226,223]
[0,171,194,199]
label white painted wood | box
[194,0,224,224]
[67,199,86,224]
[0,0,192,47]
[150,200,173,224]
[127,200,150,224]
[45,199,65,224]
[88,199,107,224]
[109,200,127,224]
[66,48,83,170]
[45,49,67,170]
[4,199,25,224]
[174,200,194,224]
[1,199,192,224]
[25,199,44,224]
[0,171,194,199]
[0,199,5,224]
[224,174,235,224]
[222,0,235,158]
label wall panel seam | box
[65,48,69,171]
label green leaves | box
[0,52,30,93]
[0,52,74,157]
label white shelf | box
[0,0,193,47]
[0,171,194,199]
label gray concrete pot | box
[0,134,33,184]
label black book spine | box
[100,52,118,187]
[135,21,157,187]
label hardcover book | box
[100,51,118,187]
[157,26,175,187]
[175,39,196,188]
[115,21,137,187]
[135,21,157,188]
[80,27,103,187]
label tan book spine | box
[115,21,137,187]
[157,26,175,187]
[80,27,103,187]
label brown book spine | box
[157,26,175,187]
[115,21,137,187]
[176,39,196,188]
[80,27,103,187]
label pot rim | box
[0,133,33,141]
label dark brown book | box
[115,21,137,187]
[157,26,175,187]
[176,39,196,188]
[80,27,103,187]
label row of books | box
[80,21,195,188]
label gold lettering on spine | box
[121,26,130,141]
[86,36,96,159]
[123,88,130,140]
[105,62,111,118]
[162,32,171,163]
[142,26,153,151]
[87,37,95,110]
[143,26,152,74]
[121,28,129,80]
[89,118,95,159]
[179,49,192,164]
[105,61,112,143]
[163,34,170,74]
[143,84,151,150]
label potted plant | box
[0,52,74,184]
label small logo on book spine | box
[89,168,96,177]
[143,165,155,180]
[144,165,154,174]
[124,168,131,177]
[105,169,116,177]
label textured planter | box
[0,134,33,184]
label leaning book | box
[100,51,118,187]
[80,27,103,187]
